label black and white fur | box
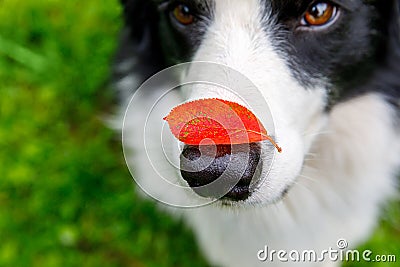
[113,1,400,266]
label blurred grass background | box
[0,0,398,266]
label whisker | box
[291,180,314,194]
[303,130,332,138]
[298,174,319,183]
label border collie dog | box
[114,1,400,266]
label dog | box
[113,1,400,266]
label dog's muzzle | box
[180,143,262,201]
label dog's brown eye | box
[172,4,195,25]
[304,2,336,26]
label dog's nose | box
[180,143,261,201]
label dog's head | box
[117,0,399,206]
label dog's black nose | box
[180,143,261,201]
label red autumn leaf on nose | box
[163,98,282,152]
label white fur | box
[117,0,400,266]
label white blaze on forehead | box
[212,0,273,66]
[196,0,272,73]
[186,0,275,109]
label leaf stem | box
[228,129,282,153]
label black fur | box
[113,0,164,99]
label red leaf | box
[163,98,282,152]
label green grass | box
[0,0,398,266]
